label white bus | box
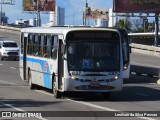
[20,27,123,98]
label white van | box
[0,40,19,61]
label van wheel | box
[0,55,3,61]
[28,70,36,90]
[101,92,111,99]
[53,77,62,98]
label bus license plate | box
[90,84,100,88]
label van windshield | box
[3,42,18,47]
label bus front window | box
[67,42,120,72]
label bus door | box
[21,33,28,81]
[57,39,64,90]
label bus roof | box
[21,26,119,35]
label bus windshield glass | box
[66,31,120,72]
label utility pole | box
[154,13,159,47]
[84,0,88,25]
[0,0,2,25]
[36,0,41,27]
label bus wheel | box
[101,92,111,99]
[53,77,62,98]
[28,70,36,90]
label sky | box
[1,0,113,25]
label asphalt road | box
[0,29,160,120]
[0,60,160,120]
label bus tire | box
[53,77,62,98]
[101,92,111,99]
[28,70,36,90]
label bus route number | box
[71,71,81,76]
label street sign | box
[113,0,160,13]
[23,0,55,11]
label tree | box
[132,27,144,33]
[115,18,132,32]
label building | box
[29,18,36,27]
[94,18,108,27]
[45,6,65,26]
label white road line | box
[136,93,150,97]
[0,86,27,88]
[10,67,16,70]
[0,64,3,66]
[35,90,156,120]
[67,99,157,120]
[35,90,54,96]
[67,98,118,111]
[0,101,47,120]
[131,62,160,68]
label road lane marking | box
[0,64,3,66]
[67,99,157,120]
[35,90,156,120]
[35,90,53,96]
[0,86,27,87]
[0,80,20,85]
[0,101,47,120]
[10,67,16,70]
[131,62,160,68]
[67,98,118,111]
[136,93,150,97]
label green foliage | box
[132,27,144,33]
[115,18,132,32]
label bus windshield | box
[67,42,120,72]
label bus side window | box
[28,34,33,55]
[40,34,45,57]
[33,34,40,56]
[45,35,51,58]
[51,35,58,59]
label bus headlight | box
[123,64,128,70]
[70,76,79,80]
[71,76,75,80]
[110,76,119,81]
[114,76,119,80]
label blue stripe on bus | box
[20,56,52,89]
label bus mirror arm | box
[130,46,132,53]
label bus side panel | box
[123,65,130,78]
[20,55,24,80]
[26,57,53,89]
